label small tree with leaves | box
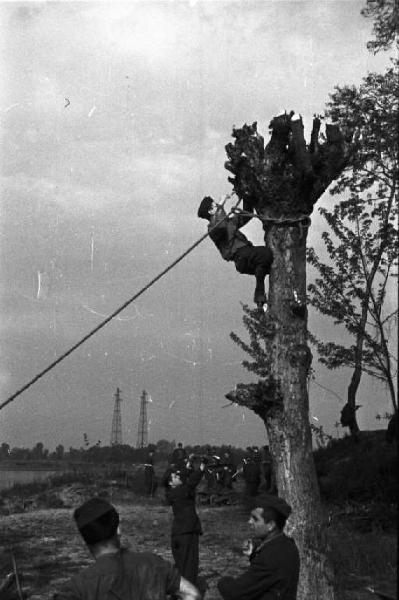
[361,0,398,54]
[306,35,398,436]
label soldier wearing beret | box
[53,497,200,600]
[217,494,300,600]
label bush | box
[314,432,397,506]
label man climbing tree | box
[222,110,355,600]
[197,195,273,308]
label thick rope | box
[232,207,311,225]
[0,195,241,412]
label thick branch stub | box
[288,343,313,371]
[225,378,283,419]
[309,115,321,155]
[288,115,314,180]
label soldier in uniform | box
[164,458,205,586]
[144,449,156,496]
[221,451,236,489]
[197,195,273,308]
[242,451,261,497]
[54,497,200,600]
[260,445,275,494]
[171,442,188,469]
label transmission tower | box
[110,387,123,446]
[136,390,149,448]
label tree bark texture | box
[265,223,334,600]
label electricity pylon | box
[110,387,123,446]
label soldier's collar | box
[253,531,284,554]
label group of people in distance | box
[145,444,275,500]
[52,442,300,600]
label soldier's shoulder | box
[120,549,165,567]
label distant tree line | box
[0,439,249,465]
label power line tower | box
[110,387,123,446]
[136,390,149,448]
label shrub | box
[314,432,397,505]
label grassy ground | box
[328,521,397,600]
[1,501,249,600]
[1,435,397,600]
[0,490,396,600]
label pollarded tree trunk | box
[224,112,354,600]
[265,222,334,599]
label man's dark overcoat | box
[218,532,300,600]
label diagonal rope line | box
[232,208,311,224]
[0,196,242,412]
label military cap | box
[252,494,292,518]
[74,497,116,530]
[197,196,214,219]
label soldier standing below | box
[252,446,262,466]
[54,497,200,600]
[164,458,206,586]
[144,449,156,497]
[171,442,188,470]
[260,445,276,494]
[243,450,261,498]
[221,450,236,489]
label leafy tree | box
[55,444,65,460]
[307,62,398,435]
[223,112,354,599]
[32,441,44,460]
[0,442,10,459]
[156,438,175,456]
[10,446,30,460]
[310,423,333,449]
[361,0,398,53]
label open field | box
[1,436,396,599]
[1,493,396,600]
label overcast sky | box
[0,0,394,452]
